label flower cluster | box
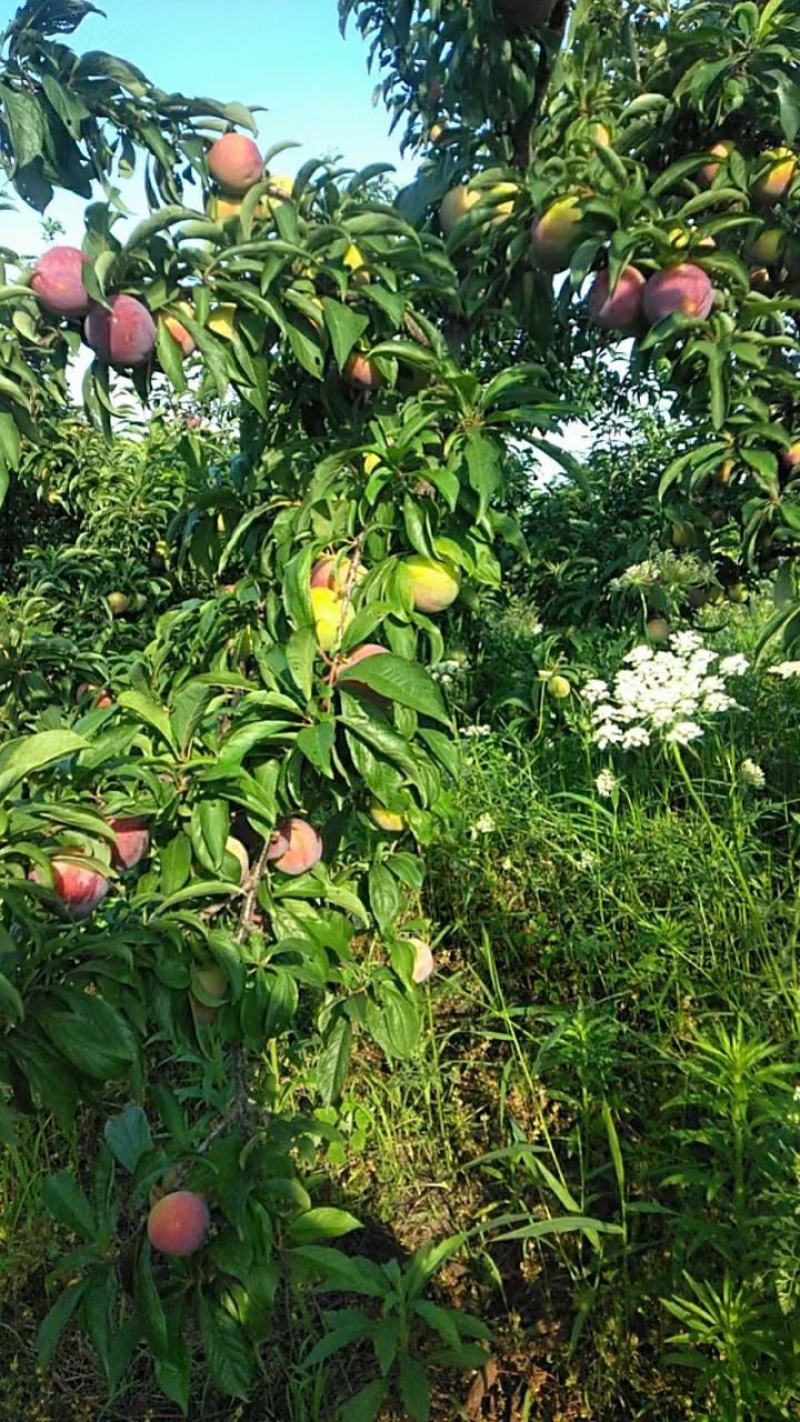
[611,549,715,594]
[584,632,748,751]
[740,758,765,789]
[595,769,619,799]
[432,656,469,689]
[459,724,492,738]
[768,661,800,679]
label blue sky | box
[2,0,414,254]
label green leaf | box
[41,1171,95,1238]
[0,971,23,1024]
[285,626,316,699]
[316,1017,352,1104]
[399,1355,431,1422]
[291,1246,387,1297]
[338,1379,387,1422]
[368,862,401,932]
[338,654,449,723]
[117,691,176,751]
[322,298,369,370]
[198,1294,253,1399]
[296,722,335,778]
[155,1340,191,1415]
[136,1245,169,1359]
[304,1312,372,1366]
[287,1208,362,1244]
[0,730,86,800]
[38,990,136,1081]
[37,1280,90,1368]
[366,983,421,1059]
[104,1106,152,1174]
[0,85,46,169]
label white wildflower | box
[719,653,749,677]
[665,720,704,746]
[671,630,704,657]
[621,725,651,749]
[740,758,765,789]
[583,679,609,704]
[583,631,745,753]
[474,813,495,834]
[595,722,624,749]
[624,645,654,666]
[577,850,597,870]
[595,769,619,799]
[768,661,800,679]
[460,724,492,738]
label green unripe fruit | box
[547,674,571,699]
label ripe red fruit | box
[109,816,150,870]
[643,263,713,324]
[344,353,384,390]
[587,266,646,334]
[207,133,264,194]
[30,858,110,918]
[84,295,157,368]
[267,817,323,876]
[147,1190,209,1257]
[31,246,92,318]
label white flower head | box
[740,758,765,789]
[665,720,704,745]
[584,631,745,754]
[595,769,619,799]
[671,630,704,657]
[583,679,609,704]
[474,813,495,834]
[768,661,800,679]
[719,654,749,677]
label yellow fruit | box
[439,185,481,237]
[370,803,406,832]
[646,616,670,642]
[547,674,571,699]
[485,181,518,227]
[310,586,353,651]
[671,521,693,548]
[698,140,735,188]
[363,452,381,476]
[530,195,584,274]
[207,195,239,221]
[263,173,294,216]
[107,592,130,615]
[751,147,798,206]
[403,555,461,613]
[208,304,237,340]
[344,243,370,285]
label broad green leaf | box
[37,1279,90,1368]
[338,654,449,723]
[41,1171,96,1238]
[198,1294,253,1399]
[287,1208,362,1244]
[0,730,86,800]
[104,1105,152,1174]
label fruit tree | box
[1,0,800,1414]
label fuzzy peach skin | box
[267,817,323,876]
[147,1190,209,1256]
